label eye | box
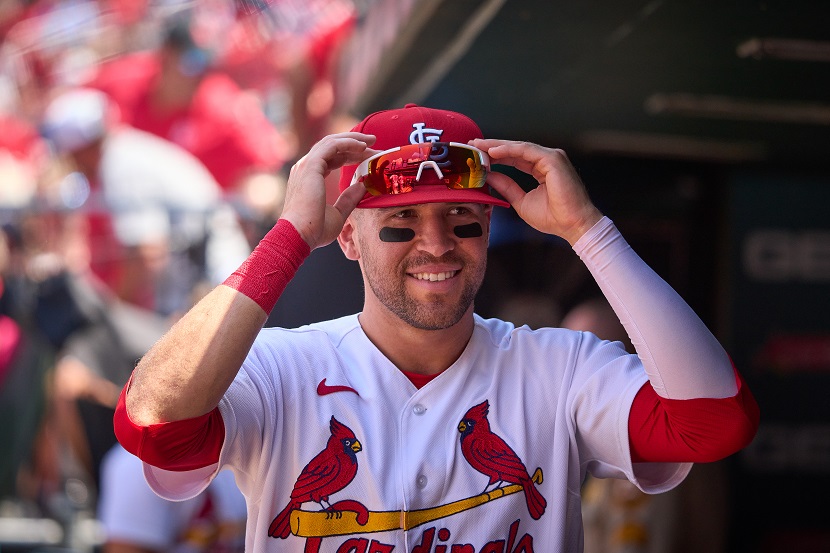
[391,208,417,219]
[449,206,472,216]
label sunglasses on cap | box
[350,142,489,196]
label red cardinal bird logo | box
[458,400,547,520]
[269,416,363,539]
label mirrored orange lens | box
[360,143,488,196]
[439,144,488,189]
[362,143,429,196]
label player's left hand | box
[470,139,603,245]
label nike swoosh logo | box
[317,378,360,397]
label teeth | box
[413,271,456,282]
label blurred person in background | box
[98,444,246,553]
[0,112,47,211]
[86,15,292,227]
[40,86,250,313]
[1,1,342,542]
[28,85,250,498]
[2,0,358,243]
[2,213,247,549]
[277,0,356,157]
[0,111,61,510]
[0,224,54,507]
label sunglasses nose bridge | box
[416,160,444,182]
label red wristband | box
[222,219,310,314]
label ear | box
[484,204,493,222]
[337,216,360,261]
[484,205,493,244]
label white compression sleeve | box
[572,216,736,400]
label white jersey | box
[145,314,690,552]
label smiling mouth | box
[411,271,458,282]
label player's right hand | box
[280,132,376,249]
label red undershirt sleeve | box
[113,378,225,470]
[628,366,760,463]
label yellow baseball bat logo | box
[290,467,543,538]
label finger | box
[485,141,549,169]
[470,139,546,178]
[480,140,574,188]
[302,133,374,165]
[318,184,367,246]
[319,206,349,248]
[315,137,378,172]
[314,131,376,148]
[332,181,367,218]
[471,138,540,159]
[469,138,511,150]
[486,171,525,207]
[339,132,377,143]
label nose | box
[414,215,456,257]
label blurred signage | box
[728,172,830,552]
[729,174,830,378]
[742,229,830,282]
[753,333,830,373]
[742,423,830,473]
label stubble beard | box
[366,254,486,331]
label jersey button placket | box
[412,406,427,488]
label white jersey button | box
[413,404,427,415]
[416,474,428,488]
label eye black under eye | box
[454,223,483,238]
[380,227,415,242]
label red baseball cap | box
[339,104,510,208]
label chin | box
[399,302,471,331]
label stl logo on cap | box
[409,123,443,144]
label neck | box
[358,304,475,376]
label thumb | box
[316,182,367,247]
[333,181,367,218]
[486,171,525,209]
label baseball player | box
[114,105,759,552]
